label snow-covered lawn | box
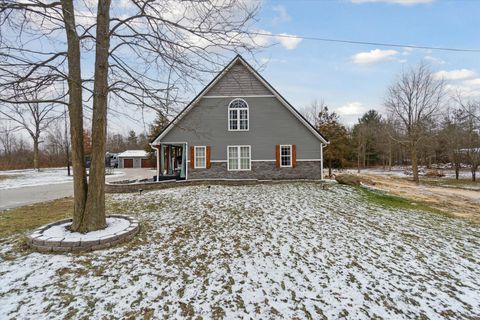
[348,167,476,179]
[0,168,73,190]
[1,183,479,319]
[0,168,125,190]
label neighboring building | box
[150,55,329,180]
[105,152,118,168]
[117,150,154,168]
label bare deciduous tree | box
[301,99,328,128]
[0,91,62,170]
[0,122,18,160]
[1,0,261,232]
[440,107,465,179]
[385,63,445,183]
[452,93,480,181]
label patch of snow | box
[0,168,73,190]
[345,168,407,177]
[1,183,479,319]
[117,150,148,158]
[346,167,476,179]
[41,217,131,241]
[0,168,124,190]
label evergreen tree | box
[316,105,349,177]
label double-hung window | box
[228,98,249,131]
[280,145,292,167]
[228,145,251,171]
[194,146,206,168]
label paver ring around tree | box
[26,215,139,253]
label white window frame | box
[194,146,206,169]
[227,145,251,171]
[280,145,292,168]
[228,98,249,131]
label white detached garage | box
[117,150,154,168]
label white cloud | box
[445,83,480,97]
[424,55,445,65]
[334,102,369,126]
[276,33,302,50]
[352,49,399,64]
[259,57,287,64]
[250,31,302,50]
[250,30,273,47]
[272,5,291,25]
[336,102,365,116]
[351,0,434,5]
[434,69,476,80]
[464,78,480,88]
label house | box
[117,150,154,168]
[150,55,329,180]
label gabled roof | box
[118,150,148,158]
[151,55,329,145]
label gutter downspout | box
[150,143,160,181]
[321,143,328,180]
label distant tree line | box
[0,118,151,170]
[304,64,480,182]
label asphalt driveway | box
[0,168,155,210]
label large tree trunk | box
[62,0,88,231]
[362,146,366,169]
[82,0,111,232]
[472,168,477,182]
[410,141,419,184]
[33,137,39,171]
[357,147,361,173]
[388,142,392,171]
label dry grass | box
[359,174,480,224]
[0,174,17,181]
[0,197,73,238]
[418,177,479,189]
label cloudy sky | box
[111,0,479,132]
[251,0,479,126]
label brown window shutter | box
[275,144,280,168]
[206,146,211,169]
[292,144,297,167]
[190,145,194,169]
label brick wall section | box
[189,161,321,180]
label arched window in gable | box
[228,98,249,131]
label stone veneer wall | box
[188,161,321,180]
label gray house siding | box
[162,97,321,161]
[154,55,326,180]
[205,61,272,96]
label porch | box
[155,143,187,181]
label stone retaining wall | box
[190,161,321,180]
[27,215,139,253]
